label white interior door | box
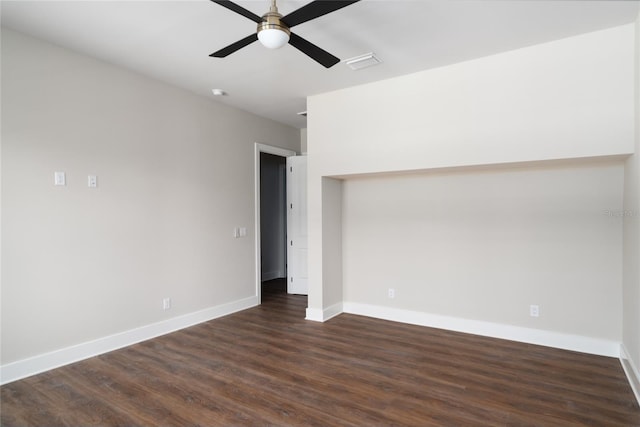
[286,156,308,295]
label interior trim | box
[0,295,259,385]
[621,343,640,406]
[342,302,620,358]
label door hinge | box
[290,166,293,172]
[290,240,293,246]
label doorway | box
[254,143,296,304]
[260,152,287,297]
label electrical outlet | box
[530,304,539,317]
[163,297,171,310]
[388,288,395,299]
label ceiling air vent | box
[344,52,382,71]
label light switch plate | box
[88,175,97,188]
[54,172,66,186]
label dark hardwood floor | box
[2,279,639,426]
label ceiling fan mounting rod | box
[258,0,290,43]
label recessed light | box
[212,89,227,96]
[344,52,382,71]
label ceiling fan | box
[210,0,361,68]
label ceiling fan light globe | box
[258,28,290,49]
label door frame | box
[254,143,297,304]
[285,155,308,295]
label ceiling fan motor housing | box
[257,10,291,49]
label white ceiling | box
[2,0,639,129]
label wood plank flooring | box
[2,281,639,426]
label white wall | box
[621,11,640,399]
[343,160,624,341]
[300,128,307,155]
[309,25,635,177]
[307,24,635,353]
[1,29,299,369]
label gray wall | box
[1,28,300,365]
[621,10,640,393]
[342,160,624,341]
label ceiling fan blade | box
[210,0,263,23]
[282,0,360,28]
[288,32,340,68]
[210,33,258,57]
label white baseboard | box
[323,302,343,321]
[305,307,324,321]
[261,271,285,282]
[0,296,259,385]
[342,302,620,358]
[305,302,343,322]
[620,343,640,406]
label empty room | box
[2,0,640,425]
